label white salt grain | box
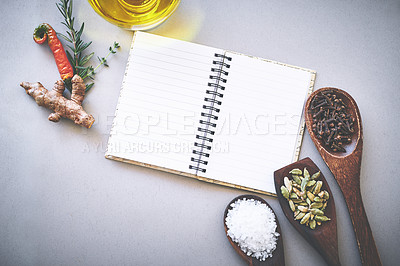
[225,198,280,261]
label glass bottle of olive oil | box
[88,0,180,30]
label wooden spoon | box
[223,195,285,266]
[274,157,340,266]
[304,87,382,266]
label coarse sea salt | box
[225,198,280,261]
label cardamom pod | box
[313,197,323,203]
[306,197,312,206]
[300,174,309,192]
[315,215,331,222]
[300,212,311,224]
[289,168,302,175]
[303,167,310,179]
[298,206,309,212]
[290,192,299,199]
[293,187,302,198]
[284,176,292,193]
[310,202,323,209]
[299,191,306,200]
[281,185,289,200]
[323,191,330,200]
[295,212,306,220]
[318,191,325,198]
[313,181,323,195]
[293,183,301,189]
[289,200,296,212]
[310,219,316,229]
[292,175,302,185]
[310,208,324,216]
[306,180,316,187]
[311,171,321,180]
[306,191,315,201]
[309,183,317,193]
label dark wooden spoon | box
[305,87,382,266]
[274,157,340,266]
[224,195,285,266]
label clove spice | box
[310,90,355,152]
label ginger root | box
[20,75,95,128]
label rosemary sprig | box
[81,42,120,80]
[56,0,119,92]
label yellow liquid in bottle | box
[88,0,180,30]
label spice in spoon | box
[225,198,280,261]
[310,90,355,152]
[280,167,331,229]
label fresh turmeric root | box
[20,75,95,128]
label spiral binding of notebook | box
[189,53,232,173]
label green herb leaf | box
[79,52,94,66]
[57,0,119,92]
[57,32,71,42]
[85,83,94,92]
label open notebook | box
[106,31,316,195]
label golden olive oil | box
[88,0,180,30]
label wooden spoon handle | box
[340,184,382,266]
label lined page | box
[202,51,314,194]
[106,32,224,174]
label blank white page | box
[106,31,224,174]
[202,51,315,194]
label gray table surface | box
[1,0,399,265]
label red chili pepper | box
[33,23,74,81]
